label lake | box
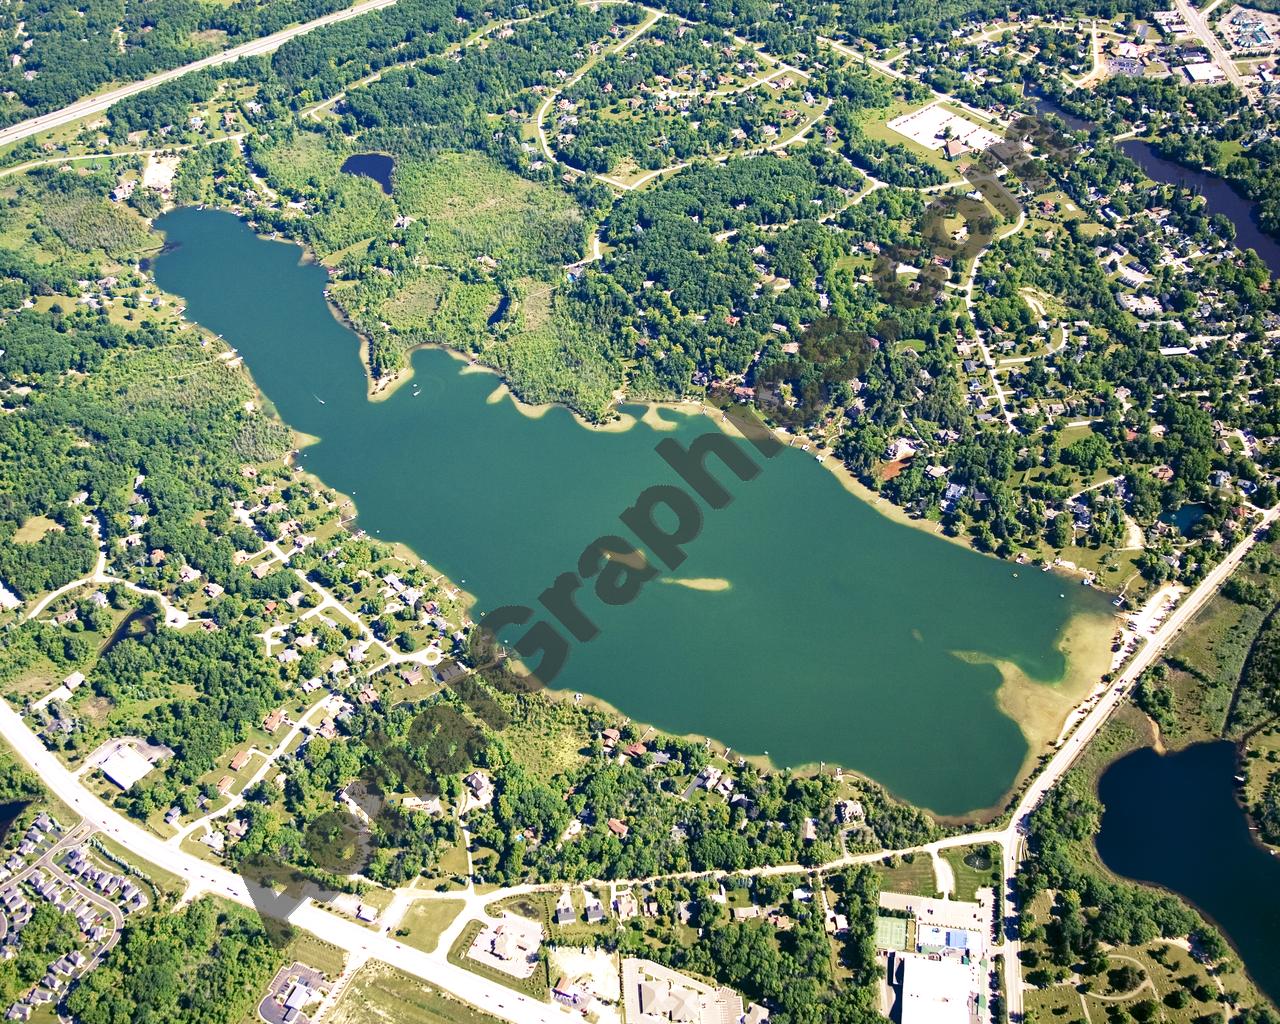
[340,153,394,195]
[1096,741,1280,1004]
[1119,139,1280,277]
[152,207,1113,817]
[1034,95,1280,276]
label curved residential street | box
[11,472,1276,1024]
[0,2,1271,1018]
[0,696,566,1024]
[0,507,1273,1021]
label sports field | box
[874,915,909,951]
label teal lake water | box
[153,207,1112,816]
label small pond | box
[1159,502,1208,537]
[0,802,25,843]
[340,153,394,195]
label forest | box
[1018,773,1218,953]
[65,899,282,1024]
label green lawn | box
[397,899,465,954]
[1020,888,1267,1023]
[941,843,1001,902]
[857,104,960,183]
[435,839,471,882]
[283,931,347,977]
[871,854,938,898]
[13,515,61,543]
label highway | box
[1171,0,1245,88]
[0,699,563,1024]
[0,0,398,150]
[996,503,1280,1020]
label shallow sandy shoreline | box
[660,577,732,592]
[160,207,1119,824]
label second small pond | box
[340,153,395,195]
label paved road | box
[820,36,999,127]
[1172,0,1245,88]
[4,821,126,971]
[0,700,563,1024]
[959,210,1026,431]
[0,0,398,149]
[169,695,342,845]
[2,505,1275,1020]
[996,503,1280,1020]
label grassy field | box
[434,839,471,882]
[496,698,588,784]
[329,961,504,1024]
[1023,921,1262,1024]
[394,153,583,273]
[13,516,62,543]
[251,131,346,194]
[92,833,187,899]
[941,843,1001,902]
[1150,533,1280,747]
[871,854,938,898]
[283,931,348,977]
[1045,541,1144,594]
[379,271,499,338]
[41,191,154,258]
[856,100,961,182]
[1242,724,1280,853]
[397,899,465,954]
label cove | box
[1096,741,1280,1004]
[152,207,1113,817]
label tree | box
[1047,513,1073,550]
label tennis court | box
[874,915,909,951]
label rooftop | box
[899,955,972,1024]
[98,745,155,791]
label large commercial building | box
[898,955,974,1024]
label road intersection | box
[1172,0,1245,88]
[0,7,1273,1013]
[2,503,1274,1021]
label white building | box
[1183,61,1226,83]
[899,955,972,1024]
[98,745,156,791]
